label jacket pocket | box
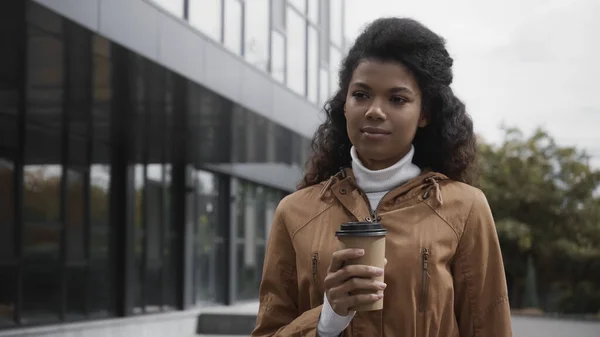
[312,252,319,283]
[419,248,430,312]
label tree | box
[478,127,600,315]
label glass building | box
[0,0,346,335]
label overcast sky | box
[345,0,600,168]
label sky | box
[345,0,600,168]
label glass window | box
[64,22,94,319]
[22,23,64,322]
[271,0,285,31]
[329,46,342,97]
[307,26,319,103]
[150,0,184,17]
[330,0,343,46]
[189,0,222,42]
[289,0,306,14]
[308,0,319,23]
[88,35,113,317]
[224,0,242,55]
[244,0,270,71]
[0,5,21,325]
[319,67,329,107]
[286,8,306,96]
[236,180,285,301]
[192,170,226,305]
[271,31,285,83]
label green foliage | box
[478,127,600,315]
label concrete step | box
[196,313,257,335]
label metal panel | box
[99,0,160,61]
[203,43,243,103]
[34,0,99,32]
[241,66,274,120]
[157,14,206,85]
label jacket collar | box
[320,168,449,221]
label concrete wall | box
[33,0,322,140]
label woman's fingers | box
[324,264,384,290]
[328,248,365,273]
[328,277,386,300]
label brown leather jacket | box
[252,169,512,337]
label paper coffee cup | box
[335,222,387,311]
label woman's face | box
[345,59,427,170]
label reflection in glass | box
[330,47,342,96]
[133,164,145,313]
[150,0,184,17]
[193,170,224,304]
[224,0,242,55]
[286,8,307,96]
[307,26,319,103]
[189,0,222,42]
[330,0,343,46]
[289,0,306,13]
[271,31,285,83]
[0,267,16,326]
[319,67,329,107]
[244,0,270,71]
[308,0,319,23]
[146,164,164,312]
[22,164,62,321]
[235,180,285,301]
[0,162,15,261]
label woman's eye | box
[390,96,407,104]
[352,91,369,99]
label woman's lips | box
[361,126,391,139]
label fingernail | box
[378,282,387,289]
[356,249,365,256]
[374,268,384,275]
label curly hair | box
[299,17,477,189]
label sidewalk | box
[198,302,600,337]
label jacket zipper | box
[419,248,430,312]
[312,253,319,282]
[359,189,389,223]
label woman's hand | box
[324,249,387,316]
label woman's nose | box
[365,102,386,120]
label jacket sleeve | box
[252,201,323,337]
[452,190,512,337]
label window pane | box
[286,8,306,96]
[0,1,19,273]
[88,35,113,317]
[150,0,184,17]
[22,23,64,322]
[319,67,329,107]
[308,0,319,23]
[289,0,306,13]
[65,22,92,267]
[329,47,341,97]
[193,170,224,304]
[271,31,285,83]
[146,164,163,312]
[189,0,222,42]
[244,0,269,71]
[224,0,242,54]
[307,26,319,103]
[330,0,343,46]
[271,0,285,31]
[0,267,16,326]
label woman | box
[252,18,511,337]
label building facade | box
[0,0,346,335]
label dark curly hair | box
[299,17,477,189]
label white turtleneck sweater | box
[317,145,422,337]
